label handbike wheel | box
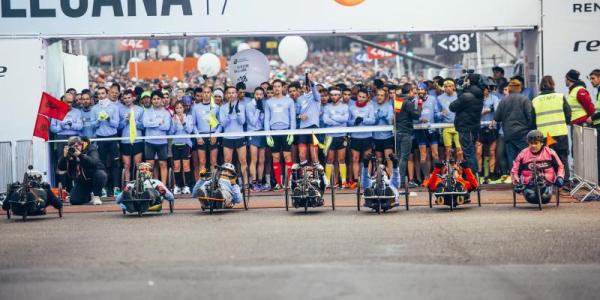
[356,180,361,211]
[556,187,560,207]
[512,188,517,208]
[404,176,409,211]
[428,191,433,208]
[169,200,174,214]
[6,208,10,219]
[304,198,308,214]
[449,196,454,212]
[22,210,27,222]
[59,207,63,218]
[536,184,543,211]
[330,172,336,211]
[284,172,289,211]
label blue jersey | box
[169,114,195,146]
[191,102,219,133]
[435,93,457,123]
[50,108,83,136]
[372,100,394,140]
[219,101,246,140]
[348,101,376,138]
[322,102,349,137]
[79,107,95,138]
[264,96,296,131]
[118,105,144,144]
[296,85,322,129]
[481,94,500,124]
[245,99,265,132]
[91,100,120,137]
[142,107,171,145]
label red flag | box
[33,114,50,141]
[38,92,69,120]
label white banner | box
[0,0,540,38]
[0,39,45,141]
[63,53,90,92]
[543,0,600,95]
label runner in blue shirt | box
[220,86,249,187]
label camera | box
[67,145,77,159]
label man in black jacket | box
[493,79,533,164]
[56,136,107,205]
[395,83,422,185]
[450,75,484,171]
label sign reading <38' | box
[432,33,477,55]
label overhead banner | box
[543,0,600,95]
[0,0,540,38]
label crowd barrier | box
[571,125,600,201]
[0,142,12,194]
[47,122,491,143]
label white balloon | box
[237,42,251,53]
[157,44,170,57]
[228,49,270,91]
[197,53,222,77]
[278,36,308,67]
[168,53,183,61]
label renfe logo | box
[573,40,600,52]
[0,66,6,78]
[573,2,600,12]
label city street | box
[1,192,599,300]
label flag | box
[129,108,137,144]
[208,113,219,128]
[33,114,50,141]
[38,92,69,120]
[394,97,404,113]
[546,132,556,146]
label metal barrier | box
[570,125,600,201]
[0,142,12,194]
[15,140,33,180]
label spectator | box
[493,79,533,164]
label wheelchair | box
[284,164,327,214]
[427,160,481,211]
[512,164,560,211]
[356,156,409,214]
[198,166,248,214]
[5,166,63,222]
[120,173,174,217]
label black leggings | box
[70,170,108,205]
[97,139,120,189]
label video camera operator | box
[56,136,107,205]
[450,72,484,171]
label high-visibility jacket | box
[567,86,587,121]
[593,88,600,126]
[532,92,568,137]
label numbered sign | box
[367,41,399,60]
[433,33,477,55]
[119,40,150,51]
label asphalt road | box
[1,201,600,300]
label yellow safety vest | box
[594,89,600,126]
[567,86,587,121]
[532,93,568,137]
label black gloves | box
[354,117,363,126]
[229,103,234,114]
[388,154,399,169]
[256,99,264,112]
[434,161,444,169]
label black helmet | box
[527,130,544,143]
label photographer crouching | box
[56,136,107,205]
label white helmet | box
[221,163,236,174]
